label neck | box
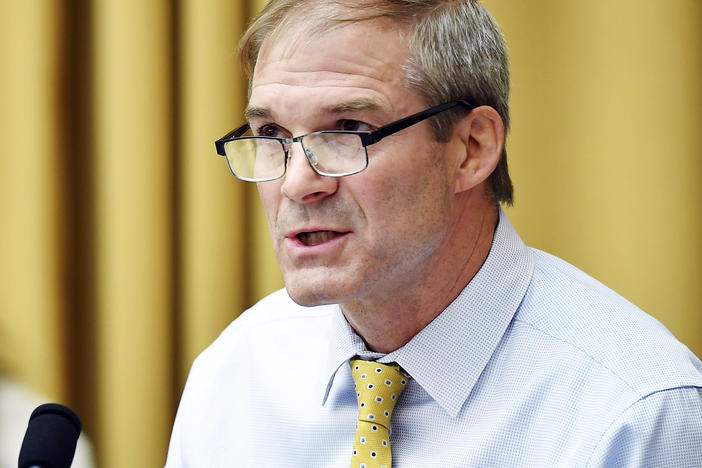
[341,200,499,353]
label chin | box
[284,275,354,308]
[285,285,338,307]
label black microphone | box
[18,403,82,468]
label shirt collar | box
[320,208,534,417]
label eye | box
[338,120,372,132]
[255,124,284,138]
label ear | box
[451,106,504,194]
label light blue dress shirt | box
[166,210,702,467]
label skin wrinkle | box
[246,98,384,131]
[248,80,399,128]
[446,200,490,297]
[256,20,407,93]
[253,18,501,353]
[241,1,512,203]
[342,143,453,345]
[255,73,394,87]
[272,27,398,70]
[344,189,494,351]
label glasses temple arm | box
[215,123,251,155]
[365,100,473,145]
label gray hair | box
[239,0,513,204]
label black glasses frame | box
[214,99,474,179]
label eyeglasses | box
[214,99,473,182]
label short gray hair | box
[239,0,513,204]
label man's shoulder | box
[513,248,702,396]
[191,289,338,372]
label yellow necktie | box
[349,359,410,468]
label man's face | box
[249,19,458,308]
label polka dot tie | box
[349,359,410,468]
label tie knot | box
[350,359,410,428]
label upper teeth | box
[298,231,335,245]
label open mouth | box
[296,230,344,246]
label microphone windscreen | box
[18,403,82,468]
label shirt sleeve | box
[587,386,702,467]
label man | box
[166,1,702,466]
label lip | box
[283,228,351,257]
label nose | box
[281,142,339,203]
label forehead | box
[248,19,420,123]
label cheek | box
[357,150,450,239]
[257,182,282,231]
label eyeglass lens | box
[223,131,367,181]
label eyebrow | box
[243,98,384,122]
[325,98,383,114]
[244,106,271,121]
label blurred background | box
[0,0,700,466]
